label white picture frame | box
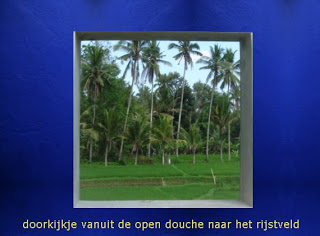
[73,31,253,208]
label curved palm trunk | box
[220,128,224,162]
[89,88,98,162]
[171,95,175,138]
[176,67,186,157]
[104,140,109,167]
[135,149,138,165]
[147,80,154,157]
[89,142,93,162]
[118,78,135,161]
[192,149,196,164]
[205,85,215,162]
[228,124,231,161]
[236,98,240,111]
[227,86,231,161]
[162,148,165,165]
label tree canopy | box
[80,41,240,166]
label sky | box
[81,40,240,94]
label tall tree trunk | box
[162,148,165,165]
[89,141,93,162]
[220,129,224,162]
[148,80,154,157]
[206,85,215,162]
[93,105,96,124]
[176,67,186,157]
[192,149,196,164]
[109,141,112,153]
[236,98,240,111]
[89,89,97,162]
[171,95,175,139]
[104,140,109,167]
[135,149,138,165]
[228,124,231,161]
[118,78,135,161]
[227,85,231,161]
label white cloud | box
[191,50,210,63]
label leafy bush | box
[108,150,118,162]
[118,159,127,166]
[139,156,154,165]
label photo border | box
[73,31,253,208]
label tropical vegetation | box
[80,40,241,200]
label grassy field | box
[80,154,240,201]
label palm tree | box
[114,40,146,161]
[155,72,182,135]
[151,114,175,165]
[197,45,224,162]
[81,44,113,162]
[220,48,240,161]
[155,73,179,116]
[141,41,172,157]
[136,84,151,109]
[80,121,100,144]
[220,49,240,93]
[125,113,150,165]
[98,108,120,166]
[230,85,240,111]
[193,81,212,116]
[181,123,202,164]
[168,41,202,157]
[213,94,236,162]
[80,105,100,160]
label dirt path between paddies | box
[80,177,213,188]
[80,176,239,188]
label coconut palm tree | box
[98,108,120,166]
[80,122,99,143]
[114,40,146,161]
[181,123,202,164]
[80,104,100,160]
[151,114,175,165]
[136,84,151,110]
[81,44,113,162]
[125,113,150,165]
[220,49,240,93]
[155,73,179,116]
[168,41,202,157]
[196,45,224,162]
[213,94,236,162]
[155,72,182,135]
[220,48,240,161]
[230,85,240,111]
[141,41,172,157]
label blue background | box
[1,0,320,235]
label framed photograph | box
[73,32,252,208]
